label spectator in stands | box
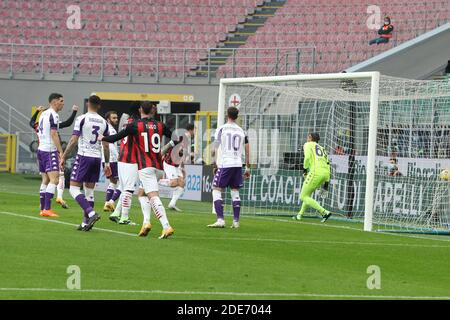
[369,16,394,45]
[388,158,403,177]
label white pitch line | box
[183,211,450,244]
[0,211,136,238]
[3,188,450,244]
[175,235,450,249]
[0,287,449,300]
[1,211,449,249]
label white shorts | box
[118,162,138,191]
[163,162,183,180]
[138,167,164,194]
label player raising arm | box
[35,93,67,218]
[208,107,250,229]
[99,103,177,239]
[293,133,332,222]
[30,104,79,210]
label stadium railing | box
[0,43,315,83]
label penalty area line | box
[0,287,449,300]
[1,211,449,249]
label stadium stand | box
[0,0,448,79]
[218,0,450,75]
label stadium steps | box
[190,0,287,79]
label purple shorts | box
[70,154,101,183]
[103,162,118,179]
[37,150,59,173]
[213,167,244,189]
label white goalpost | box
[216,72,450,234]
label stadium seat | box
[1,0,447,77]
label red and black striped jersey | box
[104,117,172,170]
[118,118,138,164]
[134,118,172,170]
[163,134,189,167]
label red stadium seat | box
[2,0,445,76]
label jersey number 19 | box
[141,132,161,153]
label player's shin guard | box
[44,183,57,210]
[212,189,224,220]
[150,196,170,229]
[105,183,116,202]
[40,184,47,211]
[121,191,133,220]
[57,174,65,200]
[85,187,95,209]
[231,190,241,222]
[70,186,93,225]
[139,196,151,224]
[169,186,184,207]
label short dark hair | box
[186,123,195,131]
[48,93,63,103]
[88,95,101,107]
[310,132,320,143]
[105,111,117,121]
[227,107,239,120]
[140,101,153,115]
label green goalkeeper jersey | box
[303,141,330,179]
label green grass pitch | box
[0,172,450,300]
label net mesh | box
[218,75,450,233]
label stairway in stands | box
[191,0,286,78]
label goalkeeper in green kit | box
[293,133,332,222]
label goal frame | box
[217,72,381,232]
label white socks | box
[121,191,133,219]
[57,175,64,199]
[113,193,122,215]
[40,184,47,193]
[69,185,82,199]
[46,183,57,196]
[139,196,151,224]
[150,196,170,229]
[169,186,184,207]
[85,187,94,204]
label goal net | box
[216,72,450,233]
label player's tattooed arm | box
[160,124,180,155]
[102,141,112,177]
[99,124,134,143]
[244,136,251,179]
[161,140,176,155]
[102,141,110,163]
[59,134,78,170]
